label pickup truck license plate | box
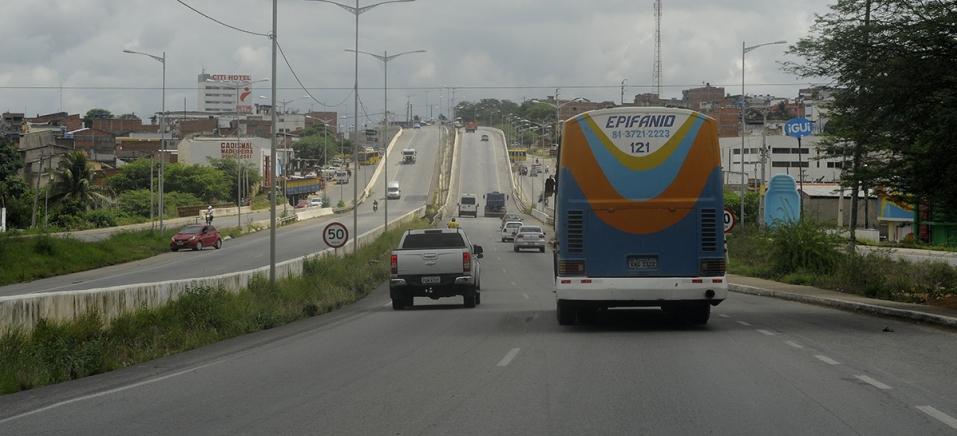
[628,256,657,269]
[421,276,440,284]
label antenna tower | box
[653,0,662,98]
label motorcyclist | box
[205,205,214,225]
[448,217,459,229]
[373,200,379,212]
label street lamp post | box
[307,0,415,254]
[740,40,786,227]
[347,48,425,231]
[123,49,166,233]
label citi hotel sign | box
[210,74,255,113]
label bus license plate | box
[628,256,657,269]
[421,276,440,284]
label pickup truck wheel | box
[539,247,545,253]
[392,298,405,310]
[404,295,415,307]
[475,292,481,305]
[513,247,519,252]
[464,291,476,308]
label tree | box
[0,142,24,212]
[784,0,957,227]
[49,151,111,212]
[106,158,155,194]
[162,162,232,204]
[82,109,113,128]
[116,113,141,120]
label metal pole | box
[270,0,278,284]
[353,0,359,255]
[383,50,388,231]
[237,84,242,228]
[741,41,746,228]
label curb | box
[729,284,957,330]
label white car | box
[310,198,324,207]
[513,225,546,252]
[501,221,523,242]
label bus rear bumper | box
[554,277,727,307]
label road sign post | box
[724,207,737,233]
[323,222,349,250]
[785,118,813,193]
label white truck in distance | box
[389,228,484,309]
[402,149,416,164]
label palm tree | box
[50,151,111,211]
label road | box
[1,127,956,434]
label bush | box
[85,209,118,228]
[766,217,845,276]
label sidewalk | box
[728,274,957,330]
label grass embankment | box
[0,227,245,286]
[728,218,957,304]
[0,219,430,395]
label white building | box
[176,136,294,185]
[720,133,847,188]
[197,72,263,114]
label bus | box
[553,107,727,325]
[358,149,380,165]
[508,149,527,162]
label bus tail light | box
[391,254,398,274]
[463,252,471,273]
[700,259,726,276]
[558,260,585,275]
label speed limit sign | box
[323,222,349,248]
[723,208,736,233]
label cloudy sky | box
[1,0,835,124]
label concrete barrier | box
[0,207,425,334]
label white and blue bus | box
[553,107,727,325]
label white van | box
[458,193,478,217]
[387,181,401,199]
[335,170,349,184]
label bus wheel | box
[688,302,711,325]
[557,301,576,325]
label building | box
[197,72,263,114]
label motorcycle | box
[373,201,379,212]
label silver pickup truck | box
[389,228,483,310]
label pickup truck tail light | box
[391,254,398,274]
[463,252,471,273]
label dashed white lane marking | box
[717,314,730,318]
[498,348,521,367]
[855,375,892,390]
[383,301,392,307]
[758,329,775,336]
[916,406,957,429]
[736,321,751,326]
[523,293,530,299]
[815,355,841,365]
[511,281,517,286]
[785,341,804,348]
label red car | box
[295,199,309,208]
[170,224,223,251]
